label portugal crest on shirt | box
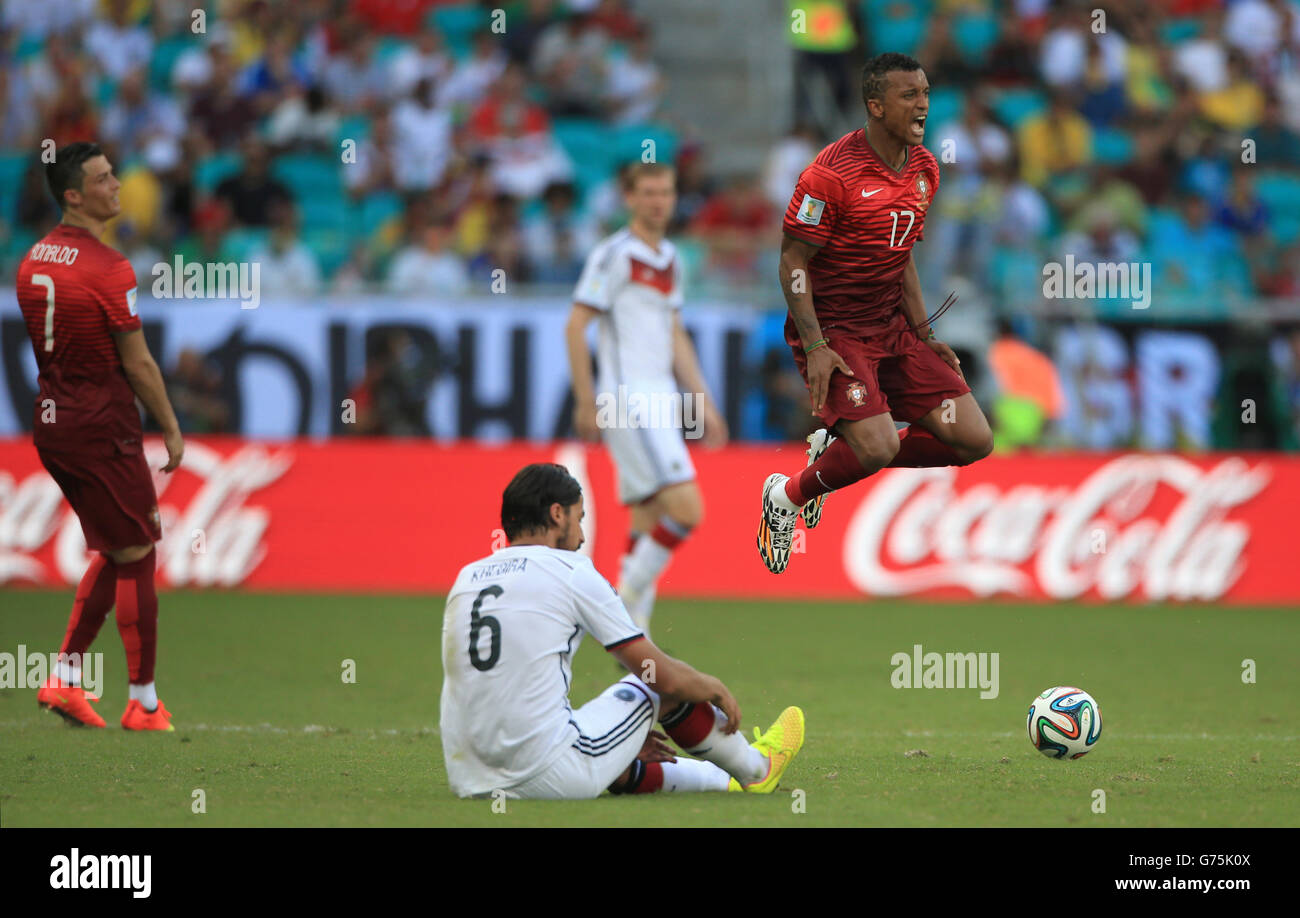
[914,174,931,211]
[846,380,868,406]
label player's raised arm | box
[565,302,603,442]
[113,330,184,472]
[780,233,853,414]
[608,638,741,734]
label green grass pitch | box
[2,591,1297,827]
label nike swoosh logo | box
[861,188,882,197]
[816,471,828,489]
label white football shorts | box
[504,676,660,800]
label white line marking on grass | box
[1,719,440,737]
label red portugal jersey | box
[782,128,940,336]
[16,223,142,451]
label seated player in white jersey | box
[440,463,803,800]
[566,162,728,637]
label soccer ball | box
[1027,687,1102,759]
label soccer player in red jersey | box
[757,54,994,574]
[17,143,185,729]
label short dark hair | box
[621,161,674,192]
[862,53,923,112]
[501,463,582,541]
[46,142,104,210]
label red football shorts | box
[38,438,162,552]
[788,310,970,429]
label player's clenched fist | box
[806,344,854,414]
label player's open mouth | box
[910,116,926,136]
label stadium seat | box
[0,152,31,226]
[430,4,489,58]
[1159,18,1202,44]
[271,153,344,199]
[990,88,1046,128]
[952,13,999,66]
[1272,214,1300,245]
[1092,128,1135,165]
[150,35,196,91]
[194,153,243,193]
[609,122,679,171]
[298,190,352,232]
[926,87,963,130]
[224,227,270,262]
[302,226,350,279]
[552,118,614,194]
[866,12,928,57]
[1255,171,1300,215]
[357,192,404,238]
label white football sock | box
[129,682,158,710]
[772,476,801,513]
[665,703,768,785]
[55,659,81,687]
[659,758,731,792]
[623,530,674,595]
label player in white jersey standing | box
[565,163,727,636]
[440,463,803,800]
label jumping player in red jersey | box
[757,54,994,574]
[17,142,185,729]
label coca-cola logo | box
[842,456,1270,601]
[0,443,291,587]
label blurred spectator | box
[391,77,456,193]
[533,11,609,117]
[322,32,388,113]
[83,0,152,81]
[1173,11,1229,93]
[215,137,293,227]
[590,0,643,41]
[1122,13,1176,116]
[788,0,858,132]
[917,12,985,88]
[761,121,820,212]
[174,198,235,267]
[16,160,59,236]
[389,26,452,98]
[987,319,1065,451]
[100,68,185,161]
[167,349,230,434]
[1199,50,1266,131]
[1058,205,1141,265]
[690,175,775,281]
[1065,166,1147,238]
[1118,127,1179,206]
[937,89,1012,175]
[1017,89,1093,189]
[0,61,39,149]
[266,85,341,153]
[468,193,527,284]
[1253,94,1300,167]
[344,330,437,436]
[352,0,440,36]
[186,38,258,150]
[43,69,98,146]
[249,203,322,297]
[983,10,1037,86]
[1039,3,1127,91]
[387,218,471,296]
[343,108,398,198]
[468,62,573,199]
[503,0,559,66]
[1076,29,1129,127]
[991,157,1050,249]
[668,142,716,234]
[603,27,663,124]
[438,29,508,110]
[523,181,598,284]
[1151,196,1251,303]
[240,28,312,117]
[1214,168,1269,241]
[1224,0,1300,63]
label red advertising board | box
[0,437,1295,603]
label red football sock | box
[887,425,963,468]
[660,701,715,748]
[114,548,159,685]
[784,436,870,506]
[629,761,664,794]
[59,553,116,660]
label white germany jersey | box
[440,544,644,797]
[573,228,684,395]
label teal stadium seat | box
[224,227,270,262]
[150,36,196,91]
[553,119,614,195]
[926,87,963,130]
[1159,18,1202,44]
[298,191,352,233]
[951,13,999,66]
[1092,128,1135,165]
[990,87,1046,128]
[302,226,350,279]
[357,192,404,238]
[194,153,242,193]
[609,122,678,171]
[865,9,928,57]
[0,153,30,226]
[430,4,489,58]
[271,153,344,200]
[1254,171,1300,215]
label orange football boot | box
[121,698,175,732]
[37,679,107,727]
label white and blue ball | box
[1027,687,1102,759]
